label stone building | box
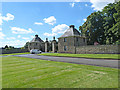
[28,35,57,52]
[28,25,87,53]
[28,35,45,51]
[58,25,87,53]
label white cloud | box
[0,14,3,25]
[11,27,34,34]
[17,35,21,38]
[2,13,14,21]
[0,32,5,39]
[0,13,14,25]
[0,40,28,47]
[43,33,57,37]
[0,28,2,31]
[22,37,30,40]
[70,3,75,7]
[72,0,114,11]
[90,0,114,11]
[0,27,5,39]
[31,35,34,38]
[34,22,43,25]
[43,24,69,37]
[74,0,81,2]
[43,16,56,25]
[85,4,88,7]
[83,18,87,22]
[6,37,16,40]
[52,24,69,34]
[44,24,69,37]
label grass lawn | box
[2,56,118,88]
[38,53,119,59]
[0,52,30,56]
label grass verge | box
[38,53,119,59]
[2,56,118,88]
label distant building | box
[58,25,87,53]
[28,35,45,51]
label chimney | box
[53,36,55,40]
[46,38,48,41]
[35,34,38,37]
[69,25,75,29]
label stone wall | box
[76,45,120,54]
[0,48,29,54]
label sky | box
[0,0,114,47]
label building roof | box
[59,25,81,38]
[30,35,44,43]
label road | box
[14,54,119,68]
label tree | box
[112,1,120,44]
[102,3,117,44]
[80,1,120,45]
[5,45,8,49]
[8,46,14,49]
[80,11,105,45]
[24,42,29,49]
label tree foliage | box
[24,42,29,49]
[79,1,120,45]
[5,45,9,49]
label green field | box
[2,56,118,88]
[39,53,119,59]
[0,52,30,56]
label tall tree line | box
[79,1,120,45]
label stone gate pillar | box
[45,38,49,52]
[52,37,57,53]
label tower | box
[52,37,57,53]
[45,38,49,52]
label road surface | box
[13,54,119,69]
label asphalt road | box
[14,54,119,69]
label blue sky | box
[0,1,114,47]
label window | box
[36,43,37,45]
[64,46,67,51]
[64,38,66,42]
[83,38,85,42]
[76,37,78,42]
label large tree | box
[80,1,120,45]
[102,3,117,44]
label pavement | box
[13,54,119,69]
